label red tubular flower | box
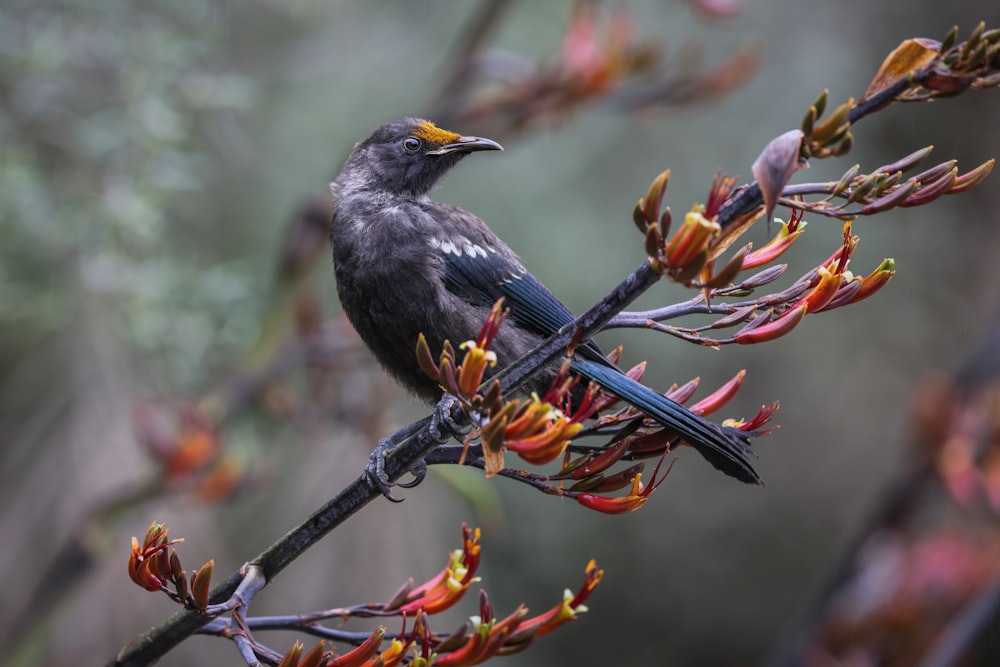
[327,627,386,667]
[850,258,896,304]
[704,172,739,220]
[507,560,604,643]
[666,377,700,404]
[396,525,482,615]
[818,257,896,312]
[485,370,600,471]
[733,305,807,344]
[577,474,649,514]
[688,370,746,416]
[823,221,859,273]
[725,401,780,434]
[506,412,584,465]
[741,218,806,270]
[434,594,528,667]
[456,340,498,399]
[576,456,674,514]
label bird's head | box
[340,118,503,197]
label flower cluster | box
[628,156,900,349]
[418,301,603,478]
[420,315,776,513]
[130,523,602,667]
[128,521,214,610]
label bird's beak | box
[426,135,503,155]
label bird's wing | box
[426,206,574,332]
[447,250,576,333]
[429,209,611,358]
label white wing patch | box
[429,237,494,257]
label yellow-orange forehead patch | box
[413,121,462,145]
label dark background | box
[2,1,999,665]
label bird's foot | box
[366,435,411,502]
[365,395,464,501]
[428,394,465,442]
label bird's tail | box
[571,359,762,485]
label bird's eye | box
[403,137,421,152]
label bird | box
[329,117,761,485]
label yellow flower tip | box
[628,472,643,495]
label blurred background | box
[2,1,1000,665]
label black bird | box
[330,118,761,485]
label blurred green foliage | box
[0,1,268,387]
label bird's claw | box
[429,394,465,442]
[366,436,404,501]
[365,448,424,502]
[397,459,427,488]
[365,395,463,501]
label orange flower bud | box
[298,641,329,667]
[642,169,672,225]
[663,210,720,271]
[277,641,304,667]
[456,341,497,399]
[508,417,582,465]
[724,401,780,433]
[127,521,184,592]
[415,333,440,382]
[328,627,386,667]
[190,559,214,610]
